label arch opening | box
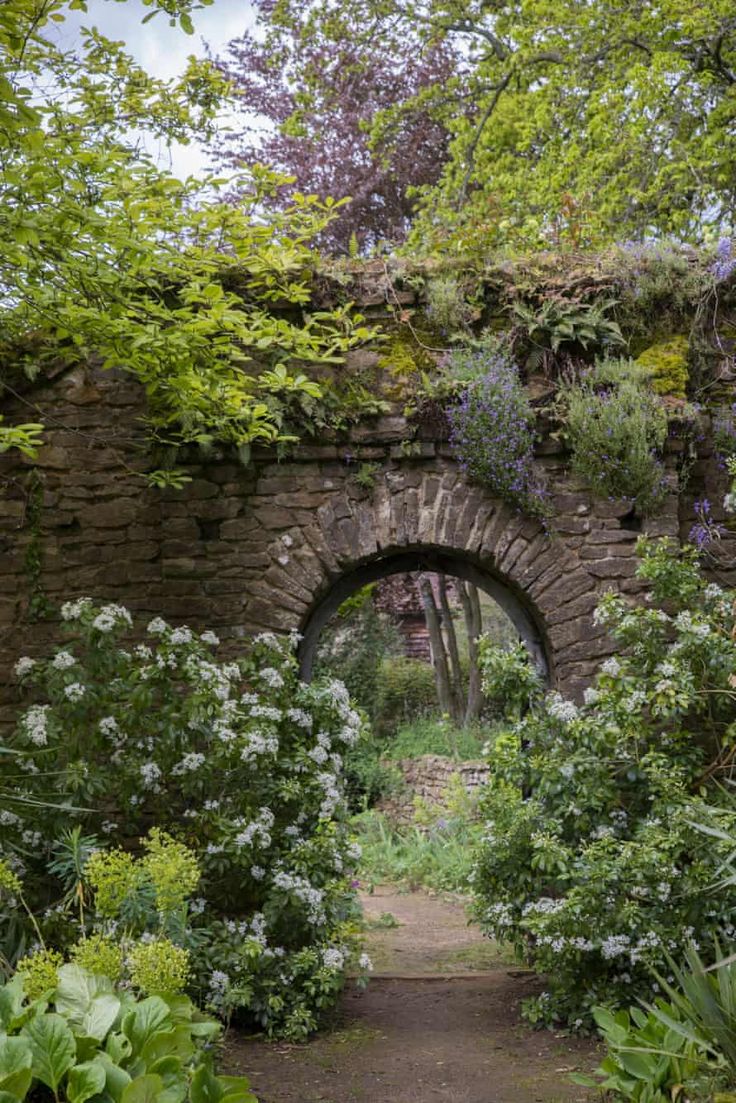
[297,546,551,683]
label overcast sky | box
[52,0,255,177]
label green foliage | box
[1,604,367,1038]
[478,639,543,722]
[636,336,690,398]
[559,360,669,514]
[0,965,255,1103]
[511,298,625,372]
[473,540,736,1030]
[586,1002,710,1103]
[447,349,549,518]
[373,658,438,737]
[353,804,481,894]
[585,941,736,1101]
[0,0,376,463]
[384,718,486,762]
[0,419,44,459]
[314,593,402,724]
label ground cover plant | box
[0,957,256,1103]
[1,604,368,1040]
[473,539,736,1031]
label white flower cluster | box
[22,704,49,746]
[61,597,92,621]
[522,897,566,916]
[64,682,86,702]
[92,604,132,633]
[234,807,275,850]
[286,708,313,729]
[547,694,579,723]
[600,933,631,960]
[273,870,326,925]
[322,947,345,971]
[485,902,513,927]
[140,761,162,790]
[171,752,206,775]
[51,650,76,670]
[600,657,621,678]
[240,730,279,762]
[14,656,35,677]
[259,667,285,689]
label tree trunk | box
[437,573,464,717]
[460,581,484,725]
[418,574,454,719]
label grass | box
[383,718,488,762]
[352,808,481,894]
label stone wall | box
[0,332,729,722]
[377,755,490,823]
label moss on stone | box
[635,335,689,398]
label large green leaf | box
[149,1056,186,1103]
[121,1073,164,1103]
[22,1012,76,1093]
[97,1053,132,1103]
[67,1059,107,1103]
[56,966,120,1041]
[0,979,25,1033]
[0,1035,33,1100]
[190,1065,223,1103]
[123,1000,171,1057]
[140,1026,195,1065]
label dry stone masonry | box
[0,271,731,719]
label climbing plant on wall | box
[0,0,376,478]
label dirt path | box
[223,887,599,1103]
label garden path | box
[223,887,599,1103]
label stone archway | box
[244,458,620,700]
[297,546,550,681]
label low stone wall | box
[378,754,489,822]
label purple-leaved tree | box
[210,0,458,253]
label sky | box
[51,0,255,177]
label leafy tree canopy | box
[217,0,736,253]
[0,0,372,474]
[213,0,457,252]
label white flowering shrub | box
[473,539,736,1030]
[1,602,365,1039]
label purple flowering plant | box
[560,359,668,515]
[447,351,549,519]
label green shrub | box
[314,587,401,721]
[560,359,668,514]
[2,604,367,1039]
[447,350,549,518]
[477,639,543,721]
[0,964,255,1103]
[473,539,736,1030]
[373,657,437,737]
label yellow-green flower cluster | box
[16,948,63,1001]
[0,858,21,896]
[142,829,200,916]
[86,848,140,919]
[70,934,124,982]
[128,938,190,994]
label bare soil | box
[223,887,599,1103]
